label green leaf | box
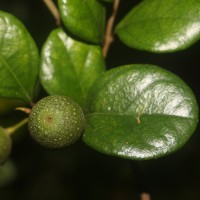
[83,65,199,160]
[40,28,105,107]
[0,11,39,102]
[115,0,200,53]
[58,0,105,44]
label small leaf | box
[83,65,199,160]
[40,28,105,107]
[58,0,105,44]
[0,11,39,102]
[115,0,200,53]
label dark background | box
[0,1,200,200]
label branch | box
[43,0,61,25]
[140,193,151,200]
[102,0,120,58]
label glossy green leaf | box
[0,11,39,102]
[58,0,105,44]
[115,0,200,53]
[40,28,105,107]
[83,65,199,160]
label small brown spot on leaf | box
[137,112,141,125]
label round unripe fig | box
[28,95,85,149]
[0,128,12,165]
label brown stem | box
[29,101,35,108]
[15,107,31,114]
[43,0,61,25]
[102,0,120,58]
[140,193,151,200]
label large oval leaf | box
[40,28,105,107]
[0,11,39,102]
[83,65,199,160]
[58,0,105,44]
[115,0,200,53]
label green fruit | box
[28,95,85,149]
[0,159,17,187]
[0,128,12,165]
